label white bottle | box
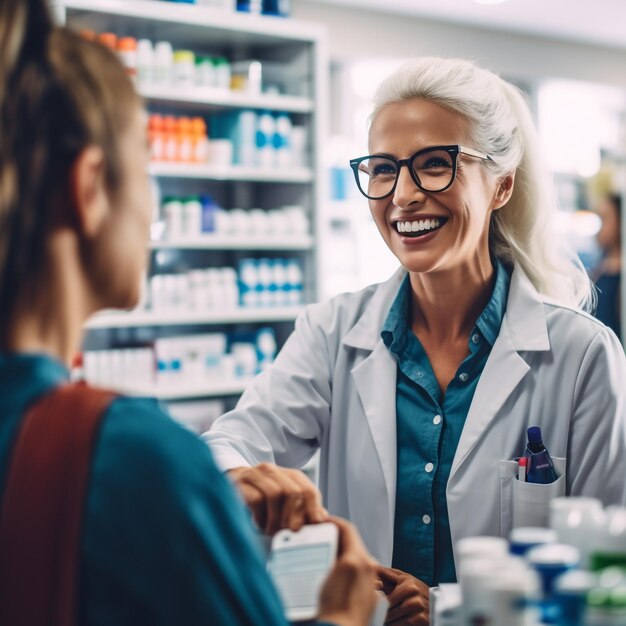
[163,198,184,240]
[154,41,174,85]
[274,113,292,169]
[272,259,288,305]
[257,258,274,306]
[286,259,304,305]
[239,259,259,308]
[214,57,231,90]
[221,267,240,309]
[183,197,203,238]
[256,328,277,371]
[136,39,154,87]
[238,111,257,167]
[256,111,276,168]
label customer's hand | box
[228,463,328,535]
[318,517,379,626]
[376,566,429,626]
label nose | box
[392,163,426,209]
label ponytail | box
[0,0,139,342]
[0,0,52,93]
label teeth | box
[395,218,442,234]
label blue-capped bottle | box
[524,426,558,484]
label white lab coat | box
[204,266,626,568]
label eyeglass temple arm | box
[460,146,494,162]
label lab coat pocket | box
[499,457,566,537]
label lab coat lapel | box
[449,267,550,480]
[343,267,405,531]
[351,342,398,526]
[449,320,530,479]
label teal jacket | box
[0,352,292,626]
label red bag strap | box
[0,384,116,626]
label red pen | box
[518,457,528,482]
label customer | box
[0,1,377,625]
[592,192,622,338]
[205,57,626,625]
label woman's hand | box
[376,566,429,626]
[318,517,379,626]
[228,463,328,535]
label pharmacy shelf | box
[114,378,254,400]
[52,0,325,46]
[140,85,313,114]
[85,306,304,329]
[149,162,313,183]
[149,235,313,250]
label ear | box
[493,171,515,210]
[68,146,109,238]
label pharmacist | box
[204,57,626,600]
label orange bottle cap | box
[178,117,192,133]
[97,32,118,49]
[118,37,137,51]
[149,114,164,130]
[191,117,207,133]
[163,116,177,132]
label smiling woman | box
[204,56,626,626]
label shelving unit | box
[149,235,313,250]
[118,378,254,400]
[139,85,313,113]
[86,306,304,329]
[149,162,313,183]
[54,0,327,402]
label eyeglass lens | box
[356,148,455,199]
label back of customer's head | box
[371,56,593,311]
[0,0,147,346]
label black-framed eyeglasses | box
[349,145,494,200]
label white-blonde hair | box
[371,57,594,311]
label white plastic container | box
[456,536,510,577]
[136,39,154,86]
[163,198,184,240]
[154,41,174,85]
[183,197,203,238]
[239,259,260,308]
[256,111,276,168]
[275,113,292,168]
[231,343,258,377]
[550,497,606,568]
[257,258,274,306]
[213,57,231,90]
[174,50,196,88]
[210,139,234,167]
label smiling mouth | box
[393,217,448,238]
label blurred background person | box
[592,192,622,338]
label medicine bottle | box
[137,39,154,86]
[177,117,194,162]
[117,37,138,79]
[174,50,196,87]
[97,32,117,50]
[191,117,210,163]
[163,116,179,162]
[148,115,166,162]
[154,41,174,85]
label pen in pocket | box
[517,456,527,482]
